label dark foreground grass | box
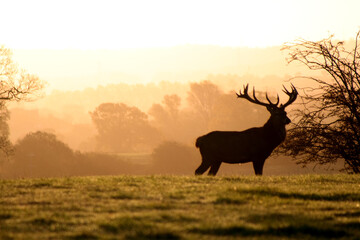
[0,174,360,239]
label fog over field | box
[1,0,358,178]
[12,46,299,91]
[0,44,348,178]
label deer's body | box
[195,84,297,176]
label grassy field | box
[1,174,360,240]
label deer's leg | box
[195,160,211,175]
[208,161,222,176]
[252,159,265,176]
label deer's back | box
[196,128,274,163]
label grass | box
[0,174,360,239]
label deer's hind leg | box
[252,159,265,176]
[208,161,222,176]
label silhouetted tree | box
[280,31,360,173]
[90,103,160,152]
[0,102,11,159]
[9,131,74,177]
[0,46,44,101]
[0,46,44,160]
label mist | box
[1,45,346,178]
[12,45,307,91]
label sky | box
[1,0,359,50]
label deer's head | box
[236,84,298,127]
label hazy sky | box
[1,0,359,49]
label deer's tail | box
[195,136,204,148]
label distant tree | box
[186,80,272,133]
[0,46,44,160]
[90,103,160,152]
[0,131,140,178]
[280,31,360,173]
[149,94,182,141]
[210,91,269,131]
[9,131,74,177]
[162,94,181,119]
[148,81,271,144]
[187,81,222,131]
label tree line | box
[89,80,269,153]
[1,30,359,176]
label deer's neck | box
[263,118,286,146]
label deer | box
[195,84,298,176]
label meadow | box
[1,174,360,239]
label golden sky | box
[2,0,359,49]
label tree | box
[0,131,140,178]
[209,91,269,131]
[8,131,74,177]
[280,31,360,173]
[90,103,160,152]
[0,46,43,101]
[148,81,271,144]
[187,81,222,131]
[0,46,44,159]
[0,102,11,158]
[149,94,182,141]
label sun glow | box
[1,0,359,50]
[2,0,360,91]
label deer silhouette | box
[195,84,298,176]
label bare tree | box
[0,46,44,159]
[0,46,44,101]
[279,31,360,173]
[0,102,11,158]
[195,84,297,176]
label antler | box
[236,84,279,108]
[280,84,298,109]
